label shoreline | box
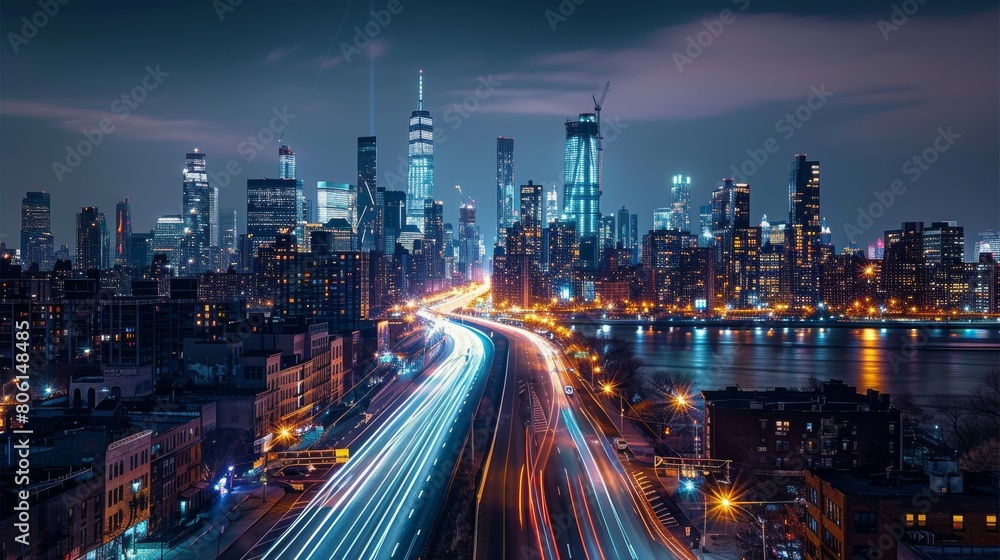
[560,315,1000,331]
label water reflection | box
[573,323,998,403]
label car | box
[564,385,574,396]
[614,438,628,451]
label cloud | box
[0,99,234,148]
[265,44,302,63]
[478,10,999,132]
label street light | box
[602,382,624,433]
[719,499,767,560]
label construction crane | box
[455,184,474,206]
[593,80,611,187]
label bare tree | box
[931,370,1000,454]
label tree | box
[931,370,1000,454]
[960,438,1000,471]
[583,335,644,396]
[894,390,930,428]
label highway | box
[466,314,696,560]
[261,304,491,560]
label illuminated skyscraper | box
[788,154,821,307]
[219,208,237,267]
[152,215,184,269]
[279,144,296,179]
[357,136,377,251]
[182,149,217,273]
[407,70,434,232]
[423,199,445,279]
[115,198,132,267]
[545,184,559,226]
[76,206,109,271]
[670,175,692,232]
[977,229,1000,259]
[497,137,515,242]
[562,113,601,238]
[20,191,53,269]
[317,182,356,224]
[520,181,544,262]
[653,208,671,231]
[924,221,965,309]
[246,178,303,254]
[698,204,713,247]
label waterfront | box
[570,322,1000,403]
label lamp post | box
[719,499,774,560]
[602,383,623,433]
[262,427,293,502]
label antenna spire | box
[418,69,424,111]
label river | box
[569,322,1000,403]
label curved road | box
[465,315,695,560]
[262,310,492,560]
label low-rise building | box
[804,461,1000,560]
[703,379,902,472]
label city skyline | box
[2,4,999,558]
[1,1,997,259]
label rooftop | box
[702,379,893,411]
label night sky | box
[1,0,997,256]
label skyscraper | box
[924,221,965,309]
[520,181,544,261]
[381,190,407,253]
[698,204,714,247]
[407,70,434,232]
[977,229,1000,259]
[670,175,692,232]
[219,208,238,267]
[788,154,821,307]
[562,113,601,238]
[20,191,53,269]
[357,136,378,251]
[278,144,296,179]
[182,150,217,273]
[152,215,184,269]
[115,198,132,267]
[246,178,303,254]
[76,206,108,271]
[653,208,671,231]
[423,199,445,279]
[496,137,515,242]
[545,184,559,226]
[317,182,357,224]
[129,233,153,270]
[616,206,639,263]
[458,203,481,282]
